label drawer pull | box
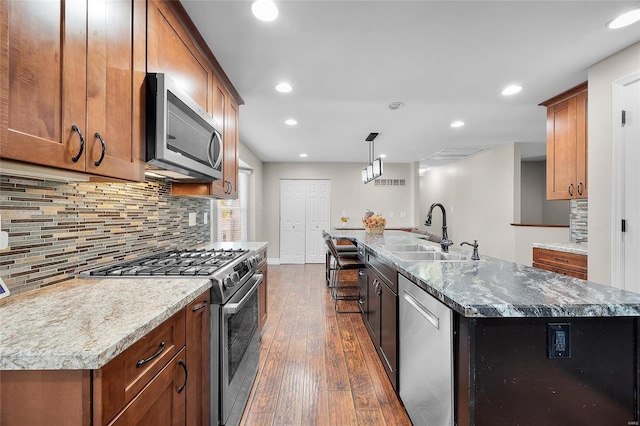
[554,257,569,263]
[191,301,208,312]
[136,341,166,368]
[177,359,188,393]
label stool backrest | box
[322,231,340,260]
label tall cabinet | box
[0,0,145,182]
[540,82,588,200]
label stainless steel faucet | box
[425,203,453,253]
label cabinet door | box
[0,0,87,171]
[223,95,240,199]
[380,283,398,391]
[546,98,577,200]
[85,0,144,181]
[208,78,229,197]
[147,0,213,115]
[576,91,588,198]
[258,259,268,333]
[109,349,187,426]
[185,293,211,426]
[366,274,381,346]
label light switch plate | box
[188,212,197,227]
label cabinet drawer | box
[94,309,186,425]
[366,251,397,292]
[533,262,588,280]
[533,248,587,272]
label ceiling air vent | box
[374,178,405,187]
[425,148,485,161]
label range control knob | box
[223,274,235,289]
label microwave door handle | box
[207,132,216,168]
[211,129,223,169]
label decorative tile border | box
[0,175,210,294]
[570,198,588,243]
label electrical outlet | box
[188,212,197,227]
[400,212,406,218]
[547,323,571,358]
[0,214,7,250]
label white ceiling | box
[181,0,640,167]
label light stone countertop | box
[328,230,640,318]
[532,242,588,255]
[0,277,210,370]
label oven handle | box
[222,274,263,315]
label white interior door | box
[280,180,305,264]
[613,72,640,294]
[305,180,331,263]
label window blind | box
[216,170,250,242]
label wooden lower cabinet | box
[185,293,210,426]
[0,290,210,426]
[532,247,587,280]
[109,348,187,426]
[258,255,268,334]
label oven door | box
[220,273,262,425]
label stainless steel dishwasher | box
[399,274,454,426]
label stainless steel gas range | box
[84,247,263,426]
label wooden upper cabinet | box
[147,0,213,116]
[541,82,588,200]
[153,1,243,200]
[0,0,145,182]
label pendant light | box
[362,132,383,184]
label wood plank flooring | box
[240,264,411,426]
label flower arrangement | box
[362,210,386,234]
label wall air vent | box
[424,148,485,161]
[374,179,406,187]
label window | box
[216,170,250,241]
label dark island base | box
[457,316,639,425]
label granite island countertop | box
[328,230,640,318]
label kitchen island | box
[328,229,640,426]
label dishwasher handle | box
[403,289,439,330]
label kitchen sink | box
[382,244,437,252]
[393,251,469,261]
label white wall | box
[588,42,640,285]
[514,226,570,266]
[263,162,415,259]
[419,143,521,262]
[520,161,569,225]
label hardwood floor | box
[240,264,411,426]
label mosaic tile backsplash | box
[570,198,588,243]
[0,175,211,294]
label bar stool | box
[322,231,358,286]
[323,233,364,313]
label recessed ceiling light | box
[379,154,387,158]
[388,102,404,110]
[450,121,465,128]
[299,153,308,158]
[251,0,278,22]
[607,8,640,29]
[285,119,297,126]
[502,85,523,96]
[275,82,292,93]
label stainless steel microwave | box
[146,73,223,181]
